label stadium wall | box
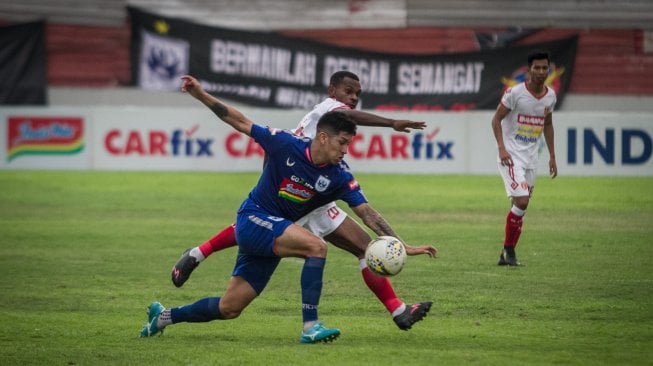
[39,23,653,112]
[42,23,653,98]
[2,106,651,176]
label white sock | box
[303,320,317,332]
[157,309,172,328]
[392,304,406,318]
[189,247,205,261]
[359,258,367,270]
[511,205,526,217]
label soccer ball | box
[365,236,407,277]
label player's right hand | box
[405,244,438,258]
[393,120,427,133]
[499,148,513,166]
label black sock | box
[504,246,516,257]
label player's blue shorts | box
[232,199,293,294]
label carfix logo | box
[104,125,214,157]
[7,117,84,161]
[348,128,454,161]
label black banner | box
[129,7,577,111]
[0,20,47,105]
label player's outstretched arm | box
[181,75,253,136]
[342,109,426,133]
[351,203,437,258]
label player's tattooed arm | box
[353,202,438,258]
[210,102,229,118]
[181,75,253,135]
[352,203,401,239]
[208,100,253,136]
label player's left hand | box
[180,75,203,98]
[405,244,438,258]
[392,120,427,133]
[549,158,558,178]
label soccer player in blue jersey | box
[141,75,422,343]
[172,71,436,331]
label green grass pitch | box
[0,171,651,365]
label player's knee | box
[305,238,328,258]
[331,227,369,257]
[219,304,244,319]
[513,197,529,210]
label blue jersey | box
[241,124,367,222]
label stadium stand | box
[1,0,652,109]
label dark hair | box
[316,111,357,136]
[330,71,359,86]
[528,50,550,66]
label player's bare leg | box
[325,216,432,330]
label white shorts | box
[498,161,536,198]
[295,202,348,238]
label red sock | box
[198,224,237,257]
[361,266,403,314]
[504,211,524,248]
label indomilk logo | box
[7,117,84,161]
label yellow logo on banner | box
[154,20,169,35]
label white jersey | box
[293,98,351,139]
[500,82,556,169]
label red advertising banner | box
[7,117,84,161]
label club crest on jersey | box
[315,176,331,192]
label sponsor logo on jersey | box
[278,177,315,203]
[515,114,545,144]
[348,179,360,190]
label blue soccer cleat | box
[140,301,165,337]
[299,321,341,344]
